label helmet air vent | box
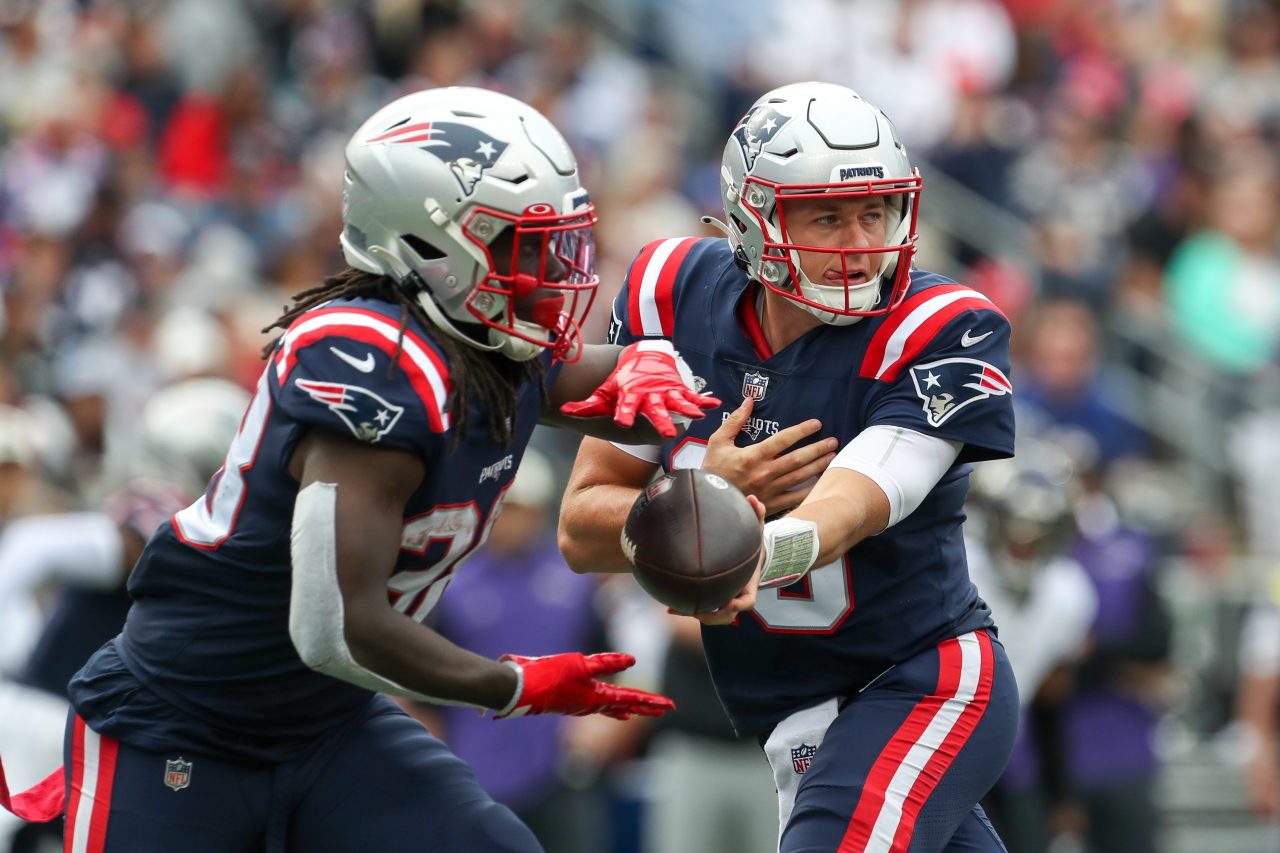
[401,234,446,261]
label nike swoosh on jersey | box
[960,329,993,347]
[330,347,376,373]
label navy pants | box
[61,696,542,853]
[781,630,1019,853]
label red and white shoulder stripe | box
[859,286,1004,383]
[626,237,699,338]
[274,307,452,433]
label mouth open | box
[827,270,870,285]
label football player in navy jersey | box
[559,82,1020,852]
[0,88,720,852]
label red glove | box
[493,652,675,721]
[559,341,721,438]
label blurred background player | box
[560,81,1019,853]
[966,440,1097,853]
[0,377,249,853]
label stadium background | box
[1,0,1279,851]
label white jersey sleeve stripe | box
[871,289,990,381]
[276,309,451,432]
[637,238,688,336]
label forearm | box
[558,481,644,573]
[290,480,517,710]
[543,345,656,440]
[787,468,890,565]
[345,604,517,709]
[786,488,886,567]
[540,410,672,444]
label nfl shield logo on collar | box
[742,371,769,401]
[791,742,817,774]
[164,757,192,791]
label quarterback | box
[560,82,1020,853]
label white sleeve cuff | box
[829,425,961,528]
[608,442,663,463]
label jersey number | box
[672,441,854,632]
[393,497,505,621]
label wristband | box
[494,659,525,718]
[758,517,820,589]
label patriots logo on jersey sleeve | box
[295,379,405,443]
[733,106,791,170]
[909,358,1012,427]
[365,120,509,196]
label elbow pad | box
[289,482,485,709]
[829,426,961,528]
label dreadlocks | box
[262,268,542,446]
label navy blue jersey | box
[609,237,1015,737]
[69,296,557,762]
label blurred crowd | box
[1,1,1279,852]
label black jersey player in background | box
[559,82,1020,853]
[0,87,722,853]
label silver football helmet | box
[968,442,1078,599]
[709,82,921,325]
[138,378,253,495]
[340,87,598,361]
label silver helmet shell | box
[340,87,598,361]
[718,82,921,325]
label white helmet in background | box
[138,378,252,495]
[711,82,922,325]
[340,86,598,362]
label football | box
[621,468,761,614]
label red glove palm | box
[494,652,675,721]
[559,341,721,437]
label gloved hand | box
[494,652,675,721]
[559,341,721,437]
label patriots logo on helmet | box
[295,379,405,443]
[909,357,1012,427]
[733,106,792,171]
[365,120,510,196]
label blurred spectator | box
[1163,152,1280,376]
[757,0,1017,152]
[413,449,610,853]
[1014,298,1148,466]
[1061,469,1175,853]
[1236,591,1280,819]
